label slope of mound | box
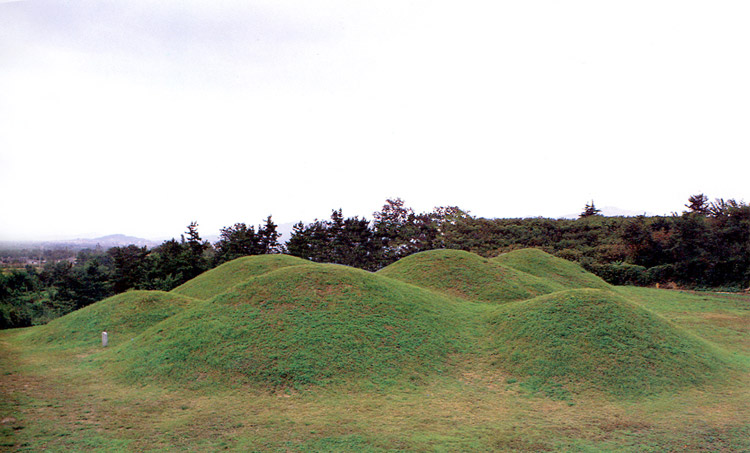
[487,288,727,396]
[27,291,197,348]
[110,263,469,389]
[171,254,309,300]
[377,249,565,303]
[493,248,610,290]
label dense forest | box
[1,194,748,329]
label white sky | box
[1,1,748,241]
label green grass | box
[486,288,731,397]
[21,290,198,348]
[616,286,750,357]
[494,248,610,290]
[378,249,567,303]
[1,251,748,451]
[108,263,475,390]
[171,254,309,300]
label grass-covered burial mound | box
[493,248,610,290]
[26,290,197,348]
[171,254,309,300]
[378,249,565,303]
[111,263,469,389]
[487,288,728,396]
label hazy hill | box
[1,234,159,251]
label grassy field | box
[1,250,748,451]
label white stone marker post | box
[102,331,108,347]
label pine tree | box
[685,194,710,215]
[579,200,602,218]
[258,216,281,254]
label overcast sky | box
[1,1,748,241]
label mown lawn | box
[1,288,748,452]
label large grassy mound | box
[171,254,309,300]
[487,288,728,396]
[493,248,610,290]
[26,291,197,348]
[378,249,566,303]
[109,263,470,389]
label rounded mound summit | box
[493,248,609,290]
[171,254,308,300]
[28,290,197,347]
[378,248,603,303]
[487,288,727,396]
[111,263,467,389]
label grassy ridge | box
[110,263,473,389]
[486,288,730,397]
[377,249,566,303]
[494,248,610,290]
[171,254,309,300]
[23,290,197,348]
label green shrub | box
[587,263,649,286]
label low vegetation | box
[1,249,748,451]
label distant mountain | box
[76,234,160,248]
[0,234,161,253]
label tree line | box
[2,195,747,328]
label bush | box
[555,248,583,262]
[646,264,675,284]
[587,263,649,286]
[0,302,32,329]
